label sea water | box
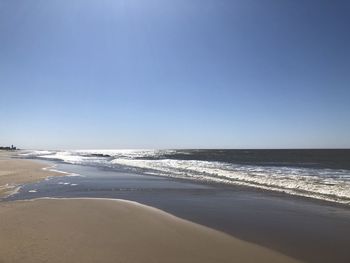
[21,149,350,205]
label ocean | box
[21,149,350,205]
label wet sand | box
[0,151,62,197]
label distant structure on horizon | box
[0,145,17,151]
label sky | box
[0,0,349,149]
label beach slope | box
[0,198,302,263]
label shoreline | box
[0,151,302,262]
[10,154,350,210]
[23,150,350,206]
[4,152,350,262]
[0,151,64,198]
[8,160,350,263]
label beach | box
[0,198,301,263]
[2,0,349,262]
[0,151,62,198]
[0,151,302,263]
[3,150,350,263]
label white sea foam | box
[111,158,350,204]
[65,173,82,177]
[27,149,350,205]
[39,151,110,167]
[20,150,54,156]
[34,149,172,164]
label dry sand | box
[0,198,302,263]
[0,151,302,263]
[0,151,62,197]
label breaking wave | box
[22,149,350,205]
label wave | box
[21,150,350,205]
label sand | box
[0,151,62,197]
[0,198,302,263]
[0,151,302,263]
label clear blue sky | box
[1,0,349,149]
